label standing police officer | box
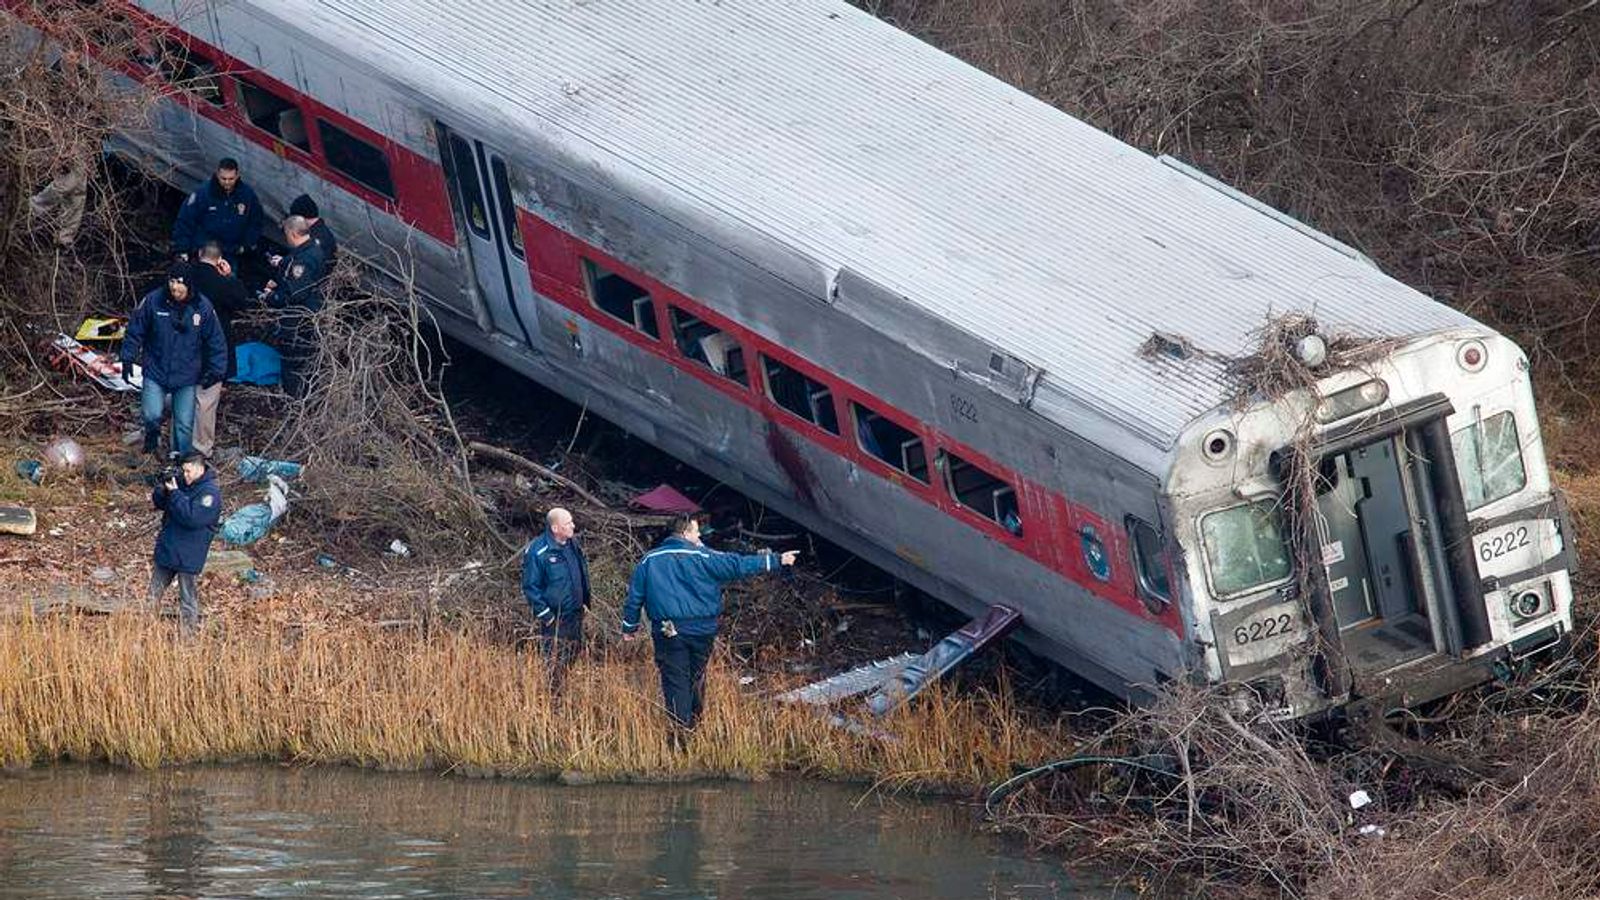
[522,507,591,674]
[149,450,222,635]
[288,194,339,261]
[622,514,798,733]
[121,264,228,456]
[171,158,263,265]
[260,215,328,397]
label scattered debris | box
[237,456,303,483]
[74,316,125,342]
[14,460,42,485]
[631,484,700,514]
[221,474,290,546]
[88,566,115,584]
[42,437,84,469]
[206,549,256,580]
[45,333,139,392]
[386,538,411,557]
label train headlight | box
[1295,334,1328,368]
[1315,379,1389,424]
[1510,588,1548,621]
[1201,429,1235,462]
[1457,339,1488,373]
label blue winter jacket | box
[152,467,222,574]
[621,537,778,637]
[522,530,591,623]
[171,176,264,257]
[121,287,228,390]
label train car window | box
[446,135,490,239]
[1127,517,1172,610]
[939,450,1021,535]
[1451,411,1527,511]
[233,77,310,152]
[488,156,525,258]
[584,259,659,338]
[669,307,746,386]
[1199,501,1291,597]
[763,356,840,435]
[318,120,395,198]
[153,40,225,106]
[851,402,928,483]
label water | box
[0,766,1098,898]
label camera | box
[147,452,182,489]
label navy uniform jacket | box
[187,263,248,380]
[172,177,264,257]
[152,467,222,574]
[310,219,338,261]
[621,537,778,637]
[522,530,591,623]
[264,240,328,316]
[120,287,228,389]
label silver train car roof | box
[227,0,1483,466]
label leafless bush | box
[992,682,1362,895]
[0,5,167,428]
[262,260,504,562]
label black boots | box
[142,429,160,454]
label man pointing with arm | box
[622,514,798,735]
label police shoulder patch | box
[201,494,214,507]
[236,202,246,215]
[184,193,197,205]
[192,312,202,327]
[290,263,306,278]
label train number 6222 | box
[1233,613,1294,646]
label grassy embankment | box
[0,612,1062,787]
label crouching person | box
[522,507,591,676]
[149,451,222,635]
[621,514,797,734]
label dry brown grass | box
[0,613,1066,787]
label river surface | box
[0,766,1103,898]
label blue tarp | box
[230,342,281,385]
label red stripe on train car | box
[517,208,1181,634]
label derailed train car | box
[14,0,1574,719]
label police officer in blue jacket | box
[149,451,222,635]
[260,215,329,397]
[522,507,591,672]
[622,514,798,731]
[120,265,228,456]
[171,158,264,265]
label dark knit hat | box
[167,262,191,285]
[288,194,318,218]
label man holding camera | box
[149,451,222,635]
[621,514,798,733]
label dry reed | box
[0,613,1066,787]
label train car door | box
[438,124,536,347]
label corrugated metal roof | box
[256,0,1480,451]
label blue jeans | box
[141,380,197,455]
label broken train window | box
[939,450,1021,535]
[762,355,839,435]
[584,258,659,338]
[852,401,928,483]
[669,306,746,386]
